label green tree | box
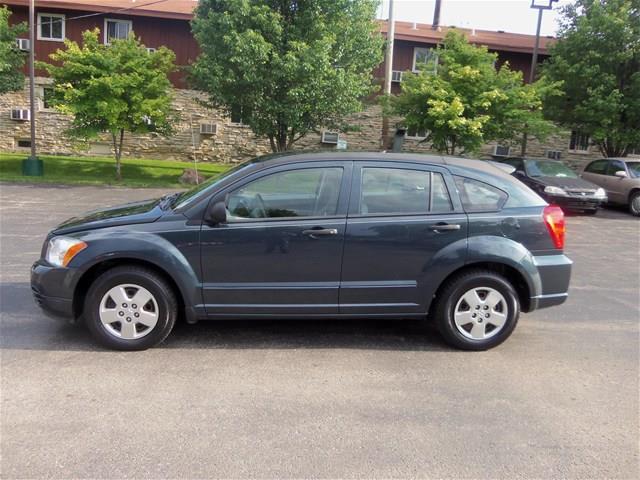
[0,6,27,94]
[40,29,175,180]
[393,31,554,155]
[191,0,383,152]
[542,0,640,157]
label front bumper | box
[544,194,605,211]
[31,261,76,320]
[530,254,573,310]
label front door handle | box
[430,223,461,232]
[302,228,338,238]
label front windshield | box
[171,162,251,209]
[626,162,640,178]
[525,160,578,178]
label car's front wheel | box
[433,270,520,350]
[84,266,178,350]
[629,191,640,217]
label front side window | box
[37,13,65,41]
[584,159,608,174]
[413,47,438,73]
[606,160,626,176]
[227,167,343,220]
[104,19,132,44]
[454,176,508,213]
[569,130,590,152]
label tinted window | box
[454,176,508,212]
[585,160,608,174]
[606,160,626,176]
[360,168,430,215]
[501,159,524,171]
[227,168,342,219]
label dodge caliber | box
[32,153,572,351]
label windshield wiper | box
[158,192,182,210]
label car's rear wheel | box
[433,270,520,350]
[629,191,640,217]
[84,266,177,350]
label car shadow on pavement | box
[1,282,449,352]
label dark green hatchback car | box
[32,152,572,351]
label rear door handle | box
[302,228,338,238]
[430,223,461,232]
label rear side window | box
[361,168,430,215]
[584,160,607,174]
[359,168,453,215]
[454,176,508,212]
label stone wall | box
[1,78,607,170]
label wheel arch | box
[73,257,188,322]
[430,261,533,314]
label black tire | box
[84,266,178,351]
[629,191,640,217]
[433,269,520,351]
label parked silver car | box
[581,158,640,216]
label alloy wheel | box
[99,284,159,340]
[454,287,508,340]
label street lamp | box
[529,0,559,83]
[521,0,558,156]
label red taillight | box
[543,205,565,249]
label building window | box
[104,19,132,44]
[39,86,54,110]
[412,47,438,73]
[405,126,427,139]
[37,13,65,41]
[569,130,590,153]
[16,139,32,148]
[230,104,246,125]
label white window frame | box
[37,86,55,112]
[405,126,427,140]
[103,18,133,45]
[412,47,438,74]
[568,130,590,153]
[37,13,65,42]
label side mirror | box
[515,170,526,177]
[615,170,628,178]
[204,201,227,225]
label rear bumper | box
[31,261,76,320]
[529,254,572,311]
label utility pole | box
[381,0,395,150]
[22,0,43,176]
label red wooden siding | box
[8,5,198,88]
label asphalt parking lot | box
[1,183,638,479]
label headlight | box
[46,236,87,267]
[544,186,568,196]
[594,188,607,199]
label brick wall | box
[1,78,604,170]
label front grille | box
[565,189,597,198]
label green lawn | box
[0,153,230,188]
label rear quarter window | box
[453,176,508,212]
